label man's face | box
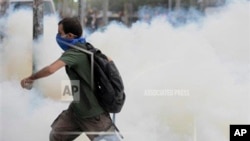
[58,24,67,38]
[58,24,76,39]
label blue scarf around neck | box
[56,34,86,51]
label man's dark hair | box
[58,17,82,38]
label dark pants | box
[49,108,116,141]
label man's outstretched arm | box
[20,60,66,89]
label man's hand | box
[20,59,66,90]
[21,76,34,90]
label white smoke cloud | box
[88,1,249,140]
[0,0,249,141]
[0,8,69,141]
[0,80,68,141]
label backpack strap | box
[105,114,124,139]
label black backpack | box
[72,42,126,113]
